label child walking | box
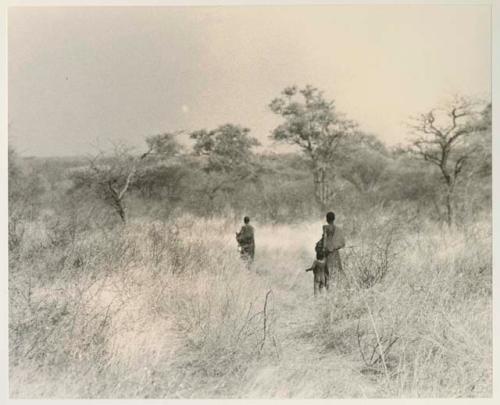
[305,250,329,296]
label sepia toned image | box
[7,3,492,399]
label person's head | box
[316,250,325,260]
[244,216,250,224]
[326,211,335,224]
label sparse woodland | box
[8,87,492,398]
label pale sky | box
[8,5,491,157]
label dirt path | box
[240,259,379,398]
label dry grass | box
[8,211,491,398]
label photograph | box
[6,2,493,399]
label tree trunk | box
[445,187,453,226]
[313,166,327,211]
[116,201,127,223]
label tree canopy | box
[269,85,356,165]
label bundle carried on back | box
[322,224,345,252]
[315,224,345,255]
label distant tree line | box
[8,86,491,226]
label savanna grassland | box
[8,89,492,398]
[9,205,491,398]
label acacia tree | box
[132,132,188,201]
[336,132,390,194]
[143,132,183,160]
[190,123,261,205]
[69,145,140,223]
[69,134,182,223]
[269,85,356,208]
[407,96,489,225]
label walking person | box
[322,211,345,287]
[236,216,255,266]
[305,250,329,296]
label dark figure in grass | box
[236,216,255,264]
[322,211,346,286]
[306,250,329,296]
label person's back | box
[236,216,255,262]
[322,224,345,253]
[238,224,254,245]
[322,211,345,285]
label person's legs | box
[240,246,253,269]
[245,254,252,270]
[331,251,343,287]
[326,252,335,290]
[314,281,319,296]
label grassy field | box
[9,210,492,398]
